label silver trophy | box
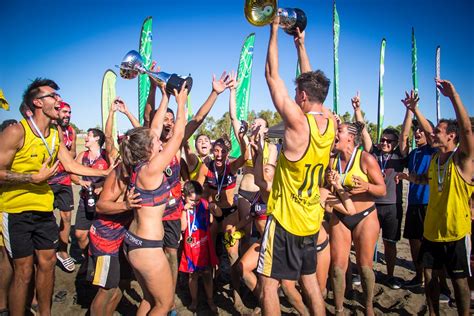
[278,8,307,35]
[117,50,193,93]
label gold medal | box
[165,166,173,177]
[186,236,193,244]
[438,183,443,192]
[215,194,220,202]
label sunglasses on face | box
[380,138,397,144]
[37,92,61,100]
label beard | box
[58,117,70,128]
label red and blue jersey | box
[204,160,237,191]
[179,198,218,273]
[89,212,133,256]
[128,162,170,207]
[48,125,74,186]
[163,155,183,221]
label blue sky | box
[0,0,473,132]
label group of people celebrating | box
[0,13,473,316]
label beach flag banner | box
[138,16,152,125]
[230,33,255,158]
[101,70,118,148]
[186,94,195,151]
[436,46,441,123]
[333,0,340,114]
[411,28,418,148]
[377,39,386,143]
[296,60,301,78]
[0,89,9,111]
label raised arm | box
[116,98,140,128]
[228,71,242,143]
[149,84,187,173]
[105,100,119,160]
[0,124,58,184]
[402,90,434,144]
[183,72,230,143]
[351,92,373,152]
[265,15,307,151]
[399,92,414,156]
[143,61,158,128]
[294,27,311,73]
[230,121,249,174]
[437,79,474,164]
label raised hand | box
[395,172,409,184]
[238,120,249,140]
[114,97,128,113]
[173,81,189,106]
[435,79,456,98]
[401,90,419,112]
[351,91,361,111]
[227,70,238,91]
[293,27,305,48]
[212,71,231,94]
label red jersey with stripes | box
[163,155,183,221]
[48,125,74,185]
[89,212,133,256]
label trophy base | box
[166,74,193,94]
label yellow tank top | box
[244,141,270,167]
[424,152,473,242]
[332,148,368,189]
[189,156,203,181]
[1,119,59,213]
[268,114,335,236]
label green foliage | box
[69,122,83,134]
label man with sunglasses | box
[353,97,409,290]
[0,78,111,316]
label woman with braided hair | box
[329,119,386,316]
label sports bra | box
[205,160,237,191]
[129,163,170,207]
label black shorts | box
[51,184,74,212]
[75,198,95,231]
[403,204,427,240]
[257,216,318,280]
[2,211,58,259]
[376,203,403,242]
[419,235,472,279]
[87,250,132,289]
[163,219,181,249]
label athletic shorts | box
[163,219,181,249]
[376,203,403,242]
[257,216,318,280]
[51,184,74,212]
[403,204,427,240]
[2,211,58,259]
[87,250,132,289]
[419,235,472,279]
[75,198,95,231]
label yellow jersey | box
[244,141,270,167]
[1,119,59,213]
[267,114,335,236]
[424,152,473,242]
[332,148,368,189]
[189,156,203,181]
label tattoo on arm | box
[3,171,33,184]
